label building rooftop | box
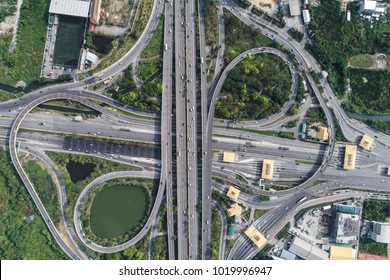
[227,203,242,217]
[343,144,357,170]
[359,134,374,150]
[245,225,267,248]
[289,0,301,16]
[261,159,275,180]
[334,212,360,245]
[49,0,91,18]
[289,236,329,260]
[91,0,101,25]
[226,186,240,200]
[280,249,296,260]
[330,246,355,260]
[316,126,329,141]
[86,51,98,63]
[362,0,377,11]
[302,9,311,24]
[369,221,390,243]
[223,151,236,163]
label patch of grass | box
[254,209,268,220]
[46,152,141,223]
[295,160,320,165]
[0,0,50,86]
[330,109,348,142]
[0,149,67,259]
[138,58,162,82]
[23,159,61,224]
[349,54,373,68]
[219,126,294,139]
[362,119,390,136]
[235,174,247,183]
[288,28,304,42]
[345,69,390,115]
[224,9,276,63]
[362,200,390,222]
[359,238,388,256]
[211,206,222,260]
[275,222,290,240]
[153,235,168,260]
[0,91,24,102]
[141,15,164,59]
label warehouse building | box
[368,222,390,243]
[343,144,357,170]
[288,236,329,260]
[49,0,91,18]
[261,159,275,180]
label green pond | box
[90,185,149,238]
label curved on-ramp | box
[73,171,159,253]
[9,93,166,256]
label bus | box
[297,196,307,204]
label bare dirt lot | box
[101,0,132,28]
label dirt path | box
[8,0,23,52]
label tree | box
[289,107,299,115]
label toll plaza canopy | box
[49,0,91,18]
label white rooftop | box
[49,0,91,18]
[86,51,98,63]
[362,0,377,11]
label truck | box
[201,57,204,64]
[165,44,168,51]
[297,196,307,204]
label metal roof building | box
[289,236,329,260]
[329,246,355,260]
[280,249,296,260]
[289,0,301,16]
[49,0,91,18]
[369,222,390,243]
[302,9,311,24]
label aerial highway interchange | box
[1,0,389,261]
